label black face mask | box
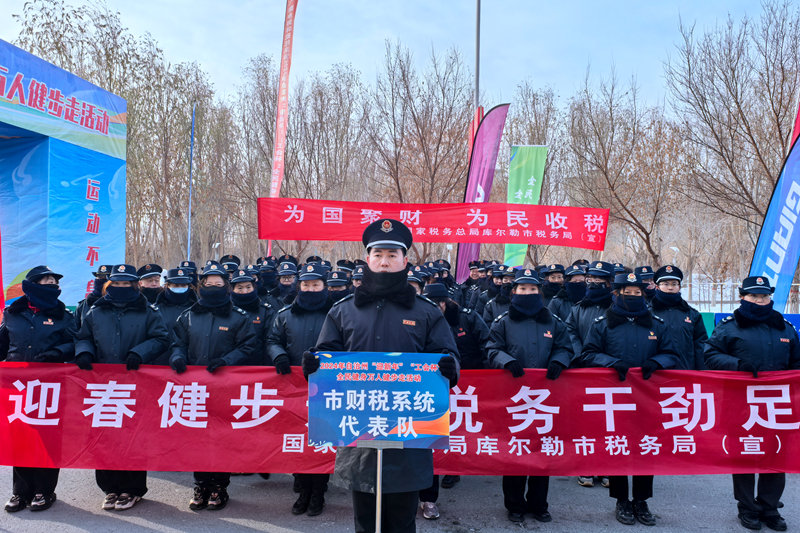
[198,286,230,307]
[329,288,350,302]
[565,281,587,302]
[261,271,278,289]
[140,286,161,304]
[644,286,657,299]
[22,280,61,310]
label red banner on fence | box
[1,363,798,475]
[257,198,609,250]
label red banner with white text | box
[1,364,798,475]
[257,198,609,250]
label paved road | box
[0,468,795,532]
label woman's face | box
[110,280,133,288]
[204,275,226,288]
[233,281,254,294]
[36,275,58,286]
[512,284,539,295]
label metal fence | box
[684,282,800,314]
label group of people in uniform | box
[0,218,795,533]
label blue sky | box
[1,0,763,106]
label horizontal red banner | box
[1,363,798,475]
[257,198,609,250]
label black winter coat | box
[170,301,256,367]
[482,293,511,325]
[487,305,573,369]
[152,290,198,365]
[566,294,613,367]
[0,297,76,362]
[704,308,800,372]
[75,292,102,332]
[75,294,171,364]
[443,304,489,369]
[238,298,277,365]
[581,307,680,370]
[314,285,459,495]
[548,289,578,322]
[651,296,708,370]
[540,283,562,308]
[259,286,286,312]
[267,298,332,365]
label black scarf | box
[737,299,774,323]
[141,286,162,304]
[162,288,194,306]
[354,266,416,309]
[330,289,350,303]
[231,290,260,308]
[611,294,649,318]
[486,281,502,298]
[605,305,653,329]
[91,278,105,297]
[565,282,587,303]
[510,293,544,317]
[443,302,461,326]
[733,303,785,330]
[295,288,330,311]
[644,286,657,300]
[198,286,231,307]
[499,283,513,303]
[261,271,278,289]
[541,281,561,300]
[105,285,139,304]
[652,290,684,309]
[22,280,61,310]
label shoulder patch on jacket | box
[460,308,472,314]
[149,304,160,312]
[494,311,509,323]
[721,315,734,324]
[262,302,272,309]
[652,314,665,323]
[416,294,437,307]
[552,314,563,323]
[233,306,247,315]
[594,316,606,322]
[332,294,354,307]
[277,306,292,314]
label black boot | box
[441,475,460,488]
[292,489,311,515]
[632,499,655,526]
[307,490,325,516]
[616,499,635,525]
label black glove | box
[274,355,292,375]
[126,353,142,371]
[34,350,61,362]
[641,359,661,380]
[738,360,758,378]
[302,350,320,377]
[546,361,566,380]
[505,360,525,378]
[170,358,187,374]
[75,353,93,371]
[438,356,458,387]
[207,359,226,373]
[611,361,629,381]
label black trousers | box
[95,470,148,497]
[503,476,548,513]
[733,473,785,517]
[419,475,439,503]
[193,472,231,489]
[608,475,653,501]
[353,490,418,533]
[12,467,59,499]
[296,473,329,492]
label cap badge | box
[757,277,764,285]
[100,266,107,272]
[332,273,338,279]
[551,264,555,269]
[525,269,531,276]
[595,262,601,267]
[145,265,151,270]
[178,270,184,276]
[118,265,126,272]
[307,265,314,272]
[627,273,637,282]
[211,265,217,270]
[666,266,673,273]
[381,220,393,233]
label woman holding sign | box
[169,262,256,512]
[581,272,679,527]
[704,276,800,532]
[0,266,76,513]
[309,219,459,533]
[267,262,333,516]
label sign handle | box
[376,448,383,533]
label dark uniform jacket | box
[170,301,256,367]
[474,285,501,317]
[566,293,613,367]
[152,290,198,365]
[238,298,277,365]
[482,293,511,325]
[487,305,573,369]
[581,307,680,370]
[75,292,102,332]
[75,294,171,364]
[314,285,459,495]
[267,298,332,365]
[704,309,800,371]
[443,304,489,369]
[651,296,708,370]
[259,286,285,311]
[0,296,76,362]
[548,289,578,322]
